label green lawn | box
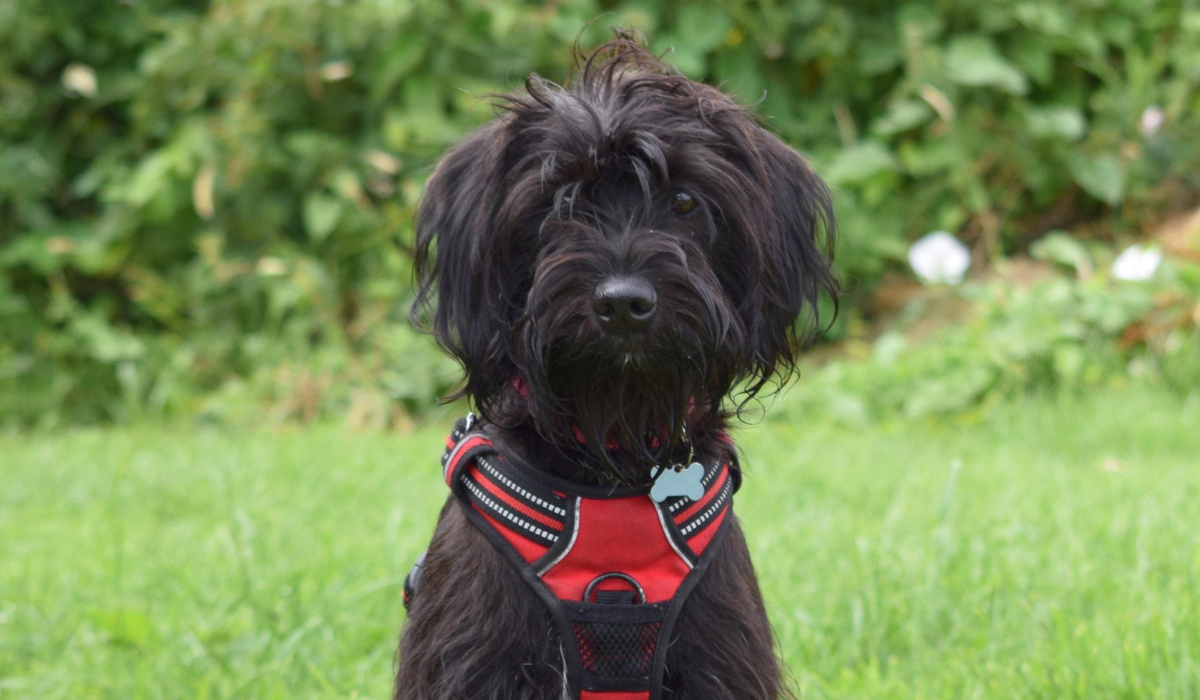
[2,386,1199,699]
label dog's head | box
[413,36,836,474]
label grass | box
[2,386,1199,699]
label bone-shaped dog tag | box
[650,462,706,503]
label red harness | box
[431,414,738,700]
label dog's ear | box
[412,119,523,406]
[739,130,838,394]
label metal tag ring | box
[583,572,646,605]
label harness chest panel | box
[437,417,738,700]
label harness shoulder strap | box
[443,416,576,568]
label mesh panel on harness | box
[572,618,661,679]
[419,415,738,700]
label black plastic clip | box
[402,550,428,610]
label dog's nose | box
[592,277,657,335]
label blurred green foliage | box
[784,253,1200,426]
[2,0,1199,426]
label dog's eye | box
[670,191,698,217]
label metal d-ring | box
[583,572,646,605]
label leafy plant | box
[2,0,1199,426]
[779,253,1200,426]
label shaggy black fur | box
[396,33,836,700]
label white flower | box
[908,231,971,285]
[1139,105,1164,138]
[364,150,402,174]
[61,63,98,98]
[320,61,353,81]
[256,257,288,276]
[192,164,216,219]
[1111,244,1162,281]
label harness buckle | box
[402,550,427,610]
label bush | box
[2,0,1199,426]
[778,252,1200,426]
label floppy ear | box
[741,130,838,393]
[412,119,524,408]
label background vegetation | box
[3,0,1200,427]
[5,4,1200,698]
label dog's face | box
[414,39,836,473]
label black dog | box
[395,36,836,700]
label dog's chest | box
[427,417,738,700]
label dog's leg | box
[662,515,791,700]
[395,500,567,700]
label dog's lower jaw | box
[393,449,791,700]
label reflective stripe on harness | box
[421,415,739,700]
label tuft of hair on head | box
[570,28,683,87]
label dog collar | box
[432,413,739,700]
